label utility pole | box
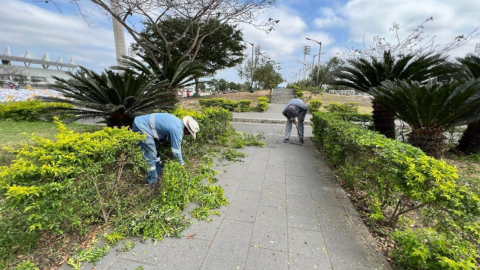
[111,0,126,67]
[245,41,255,92]
[306,38,322,87]
[302,45,311,80]
[476,43,480,57]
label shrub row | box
[198,98,253,112]
[312,112,480,268]
[256,96,269,112]
[324,102,358,114]
[0,100,73,121]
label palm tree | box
[333,51,451,139]
[371,79,480,158]
[40,67,175,128]
[114,54,205,89]
[455,55,480,154]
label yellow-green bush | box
[294,89,303,98]
[0,121,146,267]
[237,100,251,112]
[312,112,480,268]
[324,102,358,113]
[256,97,269,112]
[199,98,237,111]
[308,99,322,112]
[0,100,73,121]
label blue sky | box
[1,0,479,85]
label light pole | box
[245,41,254,92]
[306,38,322,87]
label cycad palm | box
[456,54,480,153]
[371,79,480,158]
[40,67,175,128]
[114,54,205,88]
[334,51,451,139]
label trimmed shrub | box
[294,89,303,98]
[0,100,73,121]
[237,100,251,112]
[257,96,269,103]
[256,97,269,112]
[199,98,237,111]
[308,99,322,112]
[312,112,480,268]
[324,102,358,114]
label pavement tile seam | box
[243,184,264,270]
[111,256,158,267]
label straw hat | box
[183,116,200,139]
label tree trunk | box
[372,100,396,139]
[409,127,445,159]
[456,121,480,154]
[195,78,200,96]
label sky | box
[1,0,479,85]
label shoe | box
[283,138,289,143]
[300,138,304,144]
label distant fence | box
[327,89,371,97]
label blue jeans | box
[133,122,163,184]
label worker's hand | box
[291,118,297,124]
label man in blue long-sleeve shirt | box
[282,98,308,144]
[132,113,200,184]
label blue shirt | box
[134,113,185,165]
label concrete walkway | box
[59,89,390,270]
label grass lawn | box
[444,155,480,194]
[180,90,271,110]
[0,121,103,166]
[305,92,373,114]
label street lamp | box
[245,41,255,92]
[306,37,322,87]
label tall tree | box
[133,17,246,94]
[237,52,283,90]
[40,0,276,68]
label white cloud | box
[231,5,335,82]
[0,0,123,70]
[341,0,480,57]
[313,8,346,28]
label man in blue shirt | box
[132,113,200,184]
[282,98,308,144]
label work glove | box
[291,118,297,124]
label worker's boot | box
[300,138,304,144]
[283,138,289,143]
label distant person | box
[282,98,308,144]
[10,84,14,90]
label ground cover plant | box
[0,107,264,269]
[312,112,480,269]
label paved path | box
[59,89,390,270]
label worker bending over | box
[132,113,200,184]
[282,98,308,144]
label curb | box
[232,117,312,126]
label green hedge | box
[308,99,322,112]
[237,100,251,112]
[294,89,303,98]
[312,112,480,268]
[0,100,73,121]
[199,98,237,111]
[256,96,269,112]
[324,102,358,113]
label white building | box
[0,46,78,85]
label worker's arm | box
[170,129,184,165]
